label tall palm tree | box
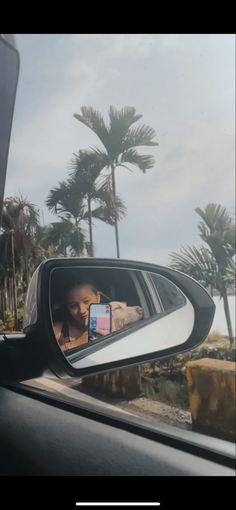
[74,106,158,257]
[196,204,235,344]
[170,204,235,344]
[70,150,126,256]
[70,150,104,256]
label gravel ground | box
[24,375,192,430]
[115,396,192,430]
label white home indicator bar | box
[76,504,160,507]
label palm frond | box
[46,180,85,222]
[93,175,127,223]
[86,147,110,167]
[196,204,232,237]
[74,107,110,152]
[70,149,108,187]
[223,258,236,289]
[122,125,158,151]
[169,245,217,287]
[195,203,235,268]
[108,106,142,130]
[120,149,155,173]
[107,106,144,159]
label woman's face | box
[66,285,100,327]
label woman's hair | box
[65,281,110,302]
[65,281,99,299]
[52,281,110,322]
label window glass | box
[2,34,235,443]
[149,272,186,311]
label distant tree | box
[0,195,40,321]
[46,181,87,256]
[170,204,236,344]
[41,220,86,257]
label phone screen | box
[88,303,112,342]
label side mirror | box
[23,258,215,378]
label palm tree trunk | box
[24,249,29,289]
[10,229,18,329]
[87,195,94,257]
[222,289,234,345]
[111,163,120,258]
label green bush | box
[0,320,5,332]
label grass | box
[205,330,226,343]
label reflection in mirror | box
[50,266,188,359]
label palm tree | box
[1,195,40,284]
[70,150,103,256]
[0,195,40,324]
[74,106,158,257]
[40,221,86,257]
[196,204,235,344]
[170,204,235,344]
[46,180,87,256]
[70,150,127,256]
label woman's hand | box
[90,319,116,341]
[93,328,110,336]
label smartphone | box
[88,303,112,342]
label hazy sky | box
[5,34,235,264]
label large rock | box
[185,358,236,441]
[82,366,142,399]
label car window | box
[1,34,235,445]
[148,272,186,312]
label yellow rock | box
[185,358,236,441]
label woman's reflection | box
[53,280,144,352]
[53,282,108,351]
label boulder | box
[185,358,236,441]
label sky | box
[5,34,235,265]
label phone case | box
[88,303,112,342]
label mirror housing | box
[22,258,215,378]
[0,35,19,222]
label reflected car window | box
[149,273,186,311]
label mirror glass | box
[49,266,194,367]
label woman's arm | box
[61,330,88,352]
[53,322,63,343]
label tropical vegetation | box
[169,204,236,344]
